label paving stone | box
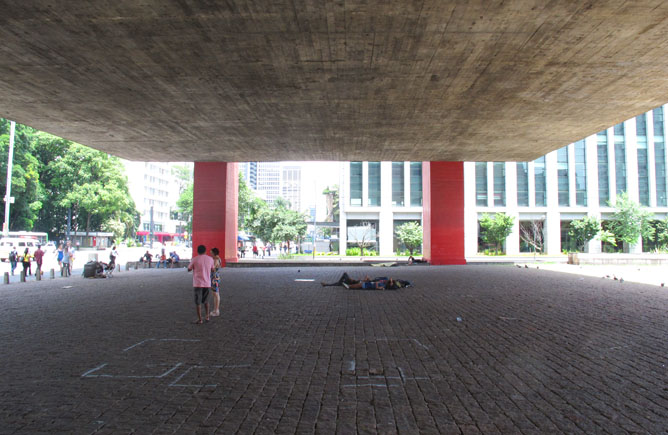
[0,266,666,433]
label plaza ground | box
[0,265,666,433]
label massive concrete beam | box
[2,1,668,162]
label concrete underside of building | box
[3,2,668,162]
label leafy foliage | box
[479,213,515,255]
[569,216,601,252]
[608,192,654,248]
[0,119,138,239]
[395,221,422,255]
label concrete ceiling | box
[2,1,668,162]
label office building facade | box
[339,105,668,257]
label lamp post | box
[3,121,15,237]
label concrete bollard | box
[4,272,8,284]
[20,271,25,282]
[134,262,138,270]
[50,269,55,279]
[36,269,41,281]
[117,264,121,272]
[125,262,130,271]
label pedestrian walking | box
[187,244,214,324]
[21,248,32,276]
[9,247,18,275]
[56,243,63,269]
[34,244,44,276]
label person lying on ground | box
[322,273,411,290]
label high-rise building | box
[339,105,668,257]
[242,162,302,210]
[122,161,189,244]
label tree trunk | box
[86,212,91,237]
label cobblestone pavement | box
[0,265,667,434]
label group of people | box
[141,249,180,268]
[8,242,70,277]
[187,244,222,324]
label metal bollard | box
[36,268,41,281]
[4,272,8,284]
[50,268,55,279]
[20,271,25,282]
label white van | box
[0,237,40,262]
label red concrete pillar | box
[422,161,466,265]
[192,162,238,265]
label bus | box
[3,231,49,244]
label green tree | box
[0,120,42,230]
[608,192,654,249]
[50,144,137,237]
[479,213,515,255]
[569,216,601,252]
[171,164,192,195]
[176,183,193,235]
[395,221,422,255]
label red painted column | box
[422,161,466,265]
[192,162,238,265]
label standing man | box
[187,245,214,324]
[34,244,45,277]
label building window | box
[392,162,404,206]
[475,163,488,206]
[654,107,667,207]
[614,123,627,194]
[493,162,506,206]
[350,162,362,206]
[516,162,529,206]
[636,114,650,206]
[574,140,587,206]
[534,156,546,206]
[557,147,569,206]
[597,131,609,205]
[410,162,422,206]
[368,162,381,206]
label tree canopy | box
[479,213,515,255]
[395,221,422,255]
[608,192,654,248]
[569,216,601,252]
[0,119,138,240]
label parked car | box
[0,237,40,262]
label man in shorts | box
[187,244,215,324]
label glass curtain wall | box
[493,162,506,206]
[392,162,404,206]
[350,162,363,206]
[574,140,587,206]
[367,162,381,206]
[654,107,667,206]
[597,131,609,205]
[636,114,650,205]
[534,157,546,206]
[475,162,488,206]
[410,162,422,206]
[614,123,627,194]
[516,162,529,206]
[557,148,569,206]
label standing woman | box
[56,243,64,269]
[210,247,222,316]
[22,248,32,276]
